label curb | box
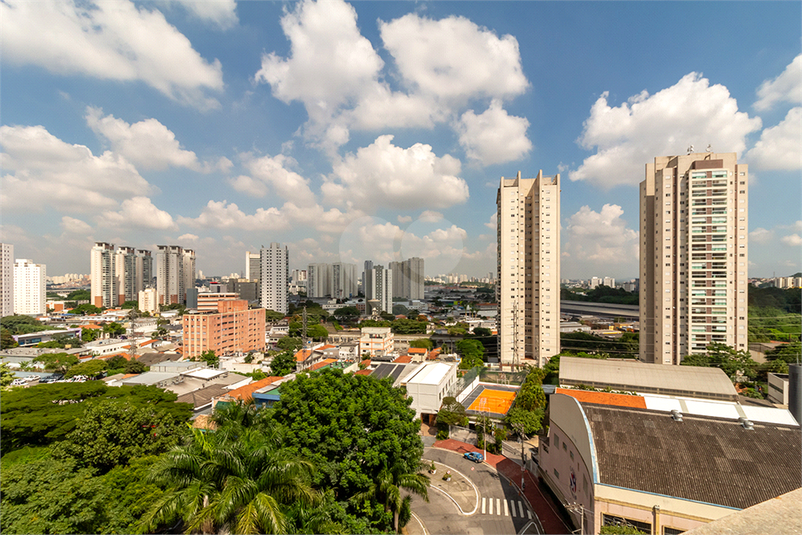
[424,457,480,515]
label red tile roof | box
[555,388,647,409]
[308,358,337,372]
[355,369,372,376]
[408,348,428,354]
[393,355,413,364]
[360,359,371,367]
[294,349,314,362]
[226,376,284,401]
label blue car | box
[464,451,484,463]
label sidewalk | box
[433,439,571,535]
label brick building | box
[182,298,265,358]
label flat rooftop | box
[559,356,738,400]
[403,362,452,386]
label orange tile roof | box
[308,358,337,372]
[226,376,284,401]
[121,373,139,379]
[360,359,371,366]
[427,347,441,360]
[355,369,372,376]
[408,348,428,354]
[97,352,132,360]
[394,355,413,364]
[556,388,647,409]
[82,324,103,329]
[317,344,335,350]
[294,349,314,362]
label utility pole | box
[302,306,308,346]
[127,307,138,362]
[512,422,527,490]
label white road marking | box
[504,500,509,516]
[482,497,486,514]
[488,497,493,515]
[496,499,501,516]
[510,500,517,517]
[518,501,524,518]
[527,510,532,520]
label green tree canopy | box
[52,399,189,473]
[505,407,545,436]
[1,326,19,348]
[268,350,296,376]
[0,382,191,453]
[681,342,758,381]
[409,338,434,350]
[455,339,485,369]
[33,352,79,374]
[71,304,102,315]
[66,289,91,301]
[333,306,360,320]
[102,322,126,337]
[1,362,15,389]
[276,336,302,352]
[1,315,50,335]
[391,319,427,334]
[436,396,468,428]
[120,300,139,310]
[199,349,219,367]
[307,323,330,340]
[516,366,546,411]
[272,369,424,500]
[63,359,107,379]
[472,327,492,337]
[81,327,100,342]
[265,309,285,322]
[765,342,801,364]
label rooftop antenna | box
[706,144,712,152]
[686,144,694,154]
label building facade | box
[13,259,46,315]
[497,170,560,367]
[138,287,158,315]
[331,262,357,299]
[358,326,394,358]
[91,242,117,308]
[1,243,13,317]
[390,257,425,300]
[307,263,331,298]
[366,265,392,315]
[640,152,748,364]
[156,245,188,305]
[182,298,266,358]
[260,243,288,314]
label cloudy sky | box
[1,0,800,280]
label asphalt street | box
[409,448,541,535]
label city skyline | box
[2,1,800,279]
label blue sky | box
[1,0,800,280]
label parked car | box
[464,451,484,463]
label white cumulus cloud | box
[60,216,93,234]
[85,107,201,171]
[754,54,802,111]
[100,197,177,230]
[242,153,317,207]
[571,73,761,188]
[0,0,223,109]
[457,99,532,166]
[0,124,152,211]
[781,234,802,246]
[746,107,802,170]
[379,13,528,105]
[563,204,639,277]
[323,135,469,211]
[749,228,774,244]
[167,0,238,28]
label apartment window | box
[553,468,560,479]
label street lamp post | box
[565,502,586,535]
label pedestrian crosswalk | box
[480,497,532,519]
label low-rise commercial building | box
[400,362,458,420]
[359,326,394,358]
[539,391,801,535]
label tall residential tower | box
[1,243,14,317]
[640,152,748,364]
[497,171,560,367]
[260,243,288,314]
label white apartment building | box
[260,243,288,314]
[390,257,425,300]
[497,170,560,367]
[156,245,194,305]
[138,287,158,315]
[640,152,748,364]
[183,249,196,299]
[13,259,46,315]
[307,263,331,298]
[359,326,394,358]
[331,262,357,299]
[366,265,392,315]
[91,242,118,308]
[1,243,13,317]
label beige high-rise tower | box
[497,170,560,367]
[640,152,748,364]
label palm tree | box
[351,463,430,533]
[139,423,319,534]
